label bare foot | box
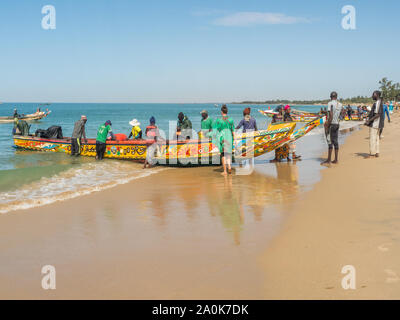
[332,160,338,164]
[321,160,331,167]
[221,171,227,176]
[375,153,379,158]
[228,168,232,174]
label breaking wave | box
[0,161,165,214]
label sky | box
[0,0,399,103]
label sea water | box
[0,103,359,213]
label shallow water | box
[0,102,359,214]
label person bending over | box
[96,120,115,160]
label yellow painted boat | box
[13,136,151,161]
[13,118,324,166]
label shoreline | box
[260,113,400,299]
[0,118,394,299]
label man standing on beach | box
[322,91,343,166]
[365,91,384,158]
[71,115,87,157]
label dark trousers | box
[96,141,106,160]
[71,138,80,156]
[328,124,339,150]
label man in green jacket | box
[200,109,213,138]
[177,112,192,140]
[96,120,115,160]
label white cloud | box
[213,12,310,27]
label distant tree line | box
[234,78,399,105]
[378,77,400,101]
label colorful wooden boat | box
[259,109,365,122]
[0,111,51,124]
[13,118,324,165]
[154,121,297,165]
[264,116,326,155]
[258,109,319,122]
[13,121,297,164]
[13,136,152,161]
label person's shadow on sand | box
[355,152,370,159]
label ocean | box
[0,102,357,214]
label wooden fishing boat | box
[13,121,297,164]
[13,117,324,165]
[154,121,297,165]
[258,109,319,122]
[259,109,364,122]
[13,136,152,161]
[261,116,326,156]
[0,111,51,124]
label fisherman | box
[357,105,363,120]
[71,115,88,157]
[346,105,353,120]
[209,104,234,175]
[128,119,142,139]
[96,120,115,160]
[176,112,192,140]
[365,90,384,158]
[143,117,162,169]
[271,105,284,123]
[12,117,30,136]
[236,107,257,133]
[199,109,213,139]
[269,106,287,163]
[321,91,343,166]
[13,109,19,118]
[145,116,158,140]
[283,105,301,161]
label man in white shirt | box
[322,91,343,166]
[365,90,383,158]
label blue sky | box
[0,0,399,103]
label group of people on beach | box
[321,90,393,166]
[70,105,259,175]
[69,90,394,174]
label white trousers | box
[369,127,380,155]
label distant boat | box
[0,110,51,124]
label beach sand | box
[261,112,400,299]
[0,116,399,299]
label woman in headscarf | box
[145,116,158,140]
[236,107,257,133]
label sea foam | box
[0,161,166,214]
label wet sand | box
[261,112,400,299]
[0,119,395,299]
[0,164,303,299]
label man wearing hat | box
[128,119,142,140]
[96,120,115,160]
[200,109,213,138]
[71,115,87,157]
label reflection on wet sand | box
[141,163,300,245]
